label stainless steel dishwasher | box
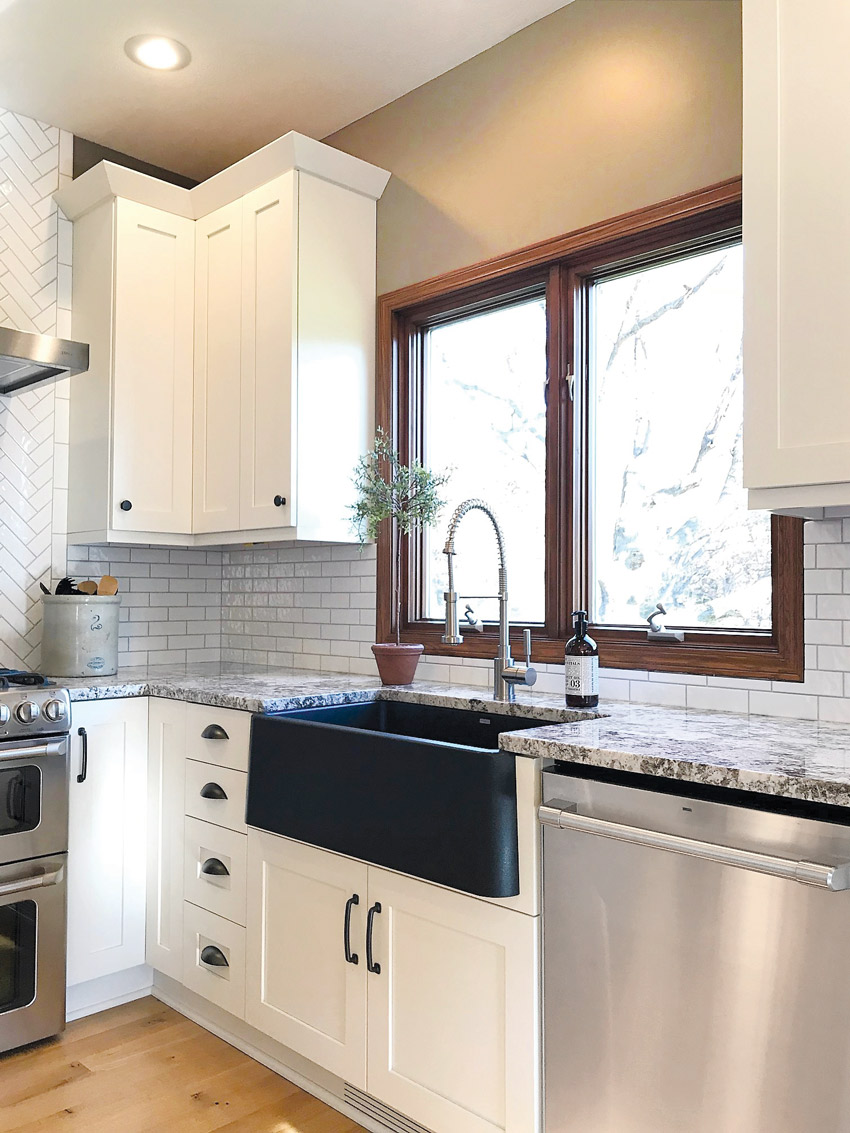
[541,768,850,1133]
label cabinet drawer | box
[184,816,247,926]
[185,703,252,772]
[185,760,247,832]
[183,901,245,1020]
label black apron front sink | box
[247,701,545,898]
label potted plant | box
[351,428,450,685]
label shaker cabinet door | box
[111,199,194,534]
[245,831,367,1085]
[239,173,297,532]
[366,867,541,1133]
[66,698,148,986]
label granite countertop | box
[499,702,850,808]
[61,662,850,807]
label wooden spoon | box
[78,580,98,595]
[97,575,119,596]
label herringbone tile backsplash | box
[0,107,73,669]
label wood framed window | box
[376,179,804,681]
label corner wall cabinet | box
[57,132,390,545]
[743,0,850,515]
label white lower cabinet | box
[245,830,368,1085]
[66,698,149,987]
[183,902,246,1019]
[245,832,540,1133]
[367,866,540,1133]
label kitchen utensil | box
[97,575,119,596]
[55,577,81,595]
[77,581,98,595]
[39,582,51,595]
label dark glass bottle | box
[564,610,599,709]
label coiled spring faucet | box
[441,498,537,701]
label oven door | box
[0,738,68,865]
[0,854,66,1053]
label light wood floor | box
[0,997,368,1132]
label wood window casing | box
[376,178,804,681]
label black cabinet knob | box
[273,495,286,507]
[200,782,228,800]
[200,945,229,968]
[119,500,132,512]
[201,857,229,877]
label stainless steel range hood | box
[0,327,89,396]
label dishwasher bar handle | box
[539,803,850,891]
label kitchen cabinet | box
[245,831,540,1133]
[57,132,389,545]
[245,830,368,1084]
[66,698,148,987]
[66,197,195,541]
[146,697,187,981]
[743,0,850,514]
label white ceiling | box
[0,0,572,181]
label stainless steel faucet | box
[441,498,537,701]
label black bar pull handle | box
[344,894,359,965]
[200,782,227,800]
[201,857,229,877]
[200,945,229,968]
[76,726,88,784]
[366,901,382,974]
[201,723,229,741]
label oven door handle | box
[0,740,66,762]
[0,863,65,898]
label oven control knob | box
[15,700,40,724]
[0,704,9,725]
[44,699,67,723]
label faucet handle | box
[523,628,532,667]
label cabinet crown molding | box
[55,130,391,222]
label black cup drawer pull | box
[201,857,229,877]
[201,724,229,741]
[200,782,228,800]
[344,893,359,966]
[366,901,382,974]
[200,945,229,968]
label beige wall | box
[327,0,742,295]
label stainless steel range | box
[0,668,70,1053]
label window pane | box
[424,297,547,624]
[590,244,772,629]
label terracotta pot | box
[371,643,425,685]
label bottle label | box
[565,655,599,697]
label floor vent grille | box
[343,1084,434,1133]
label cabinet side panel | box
[744,0,850,489]
[194,201,243,532]
[146,697,186,981]
[296,173,376,542]
[67,201,115,540]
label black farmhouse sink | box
[246,700,546,898]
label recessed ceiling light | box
[124,35,191,71]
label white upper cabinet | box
[67,198,194,540]
[743,0,850,514]
[57,132,390,545]
[239,173,297,532]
